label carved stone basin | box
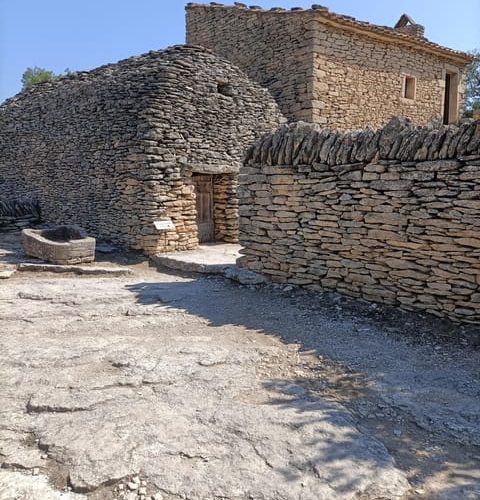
[22,225,96,265]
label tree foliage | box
[465,49,480,113]
[21,66,73,90]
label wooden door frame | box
[443,70,459,125]
[193,173,215,243]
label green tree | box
[465,49,480,114]
[21,67,57,89]
[21,67,73,90]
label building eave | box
[186,3,474,66]
[315,9,473,66]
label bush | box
[21,67,73,90]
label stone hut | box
[186,3,474,131]
[0,45,285,254]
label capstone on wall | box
[0,45,284,254]
[239,118,480,323]
[186,3,471,131]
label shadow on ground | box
[125,277,480,499]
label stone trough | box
[22,225,95,265]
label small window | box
[403,76,416,100]
[217,82,234,97]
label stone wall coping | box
[246,117,480,167]
[186,3,473,65]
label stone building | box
[0,45,284,254]
[186,3,474,131]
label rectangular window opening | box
[403,76,416,100]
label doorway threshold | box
[152,243,241,274]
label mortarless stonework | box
[186,3,473,130]
[213,174,239,243]
[0,45,284,255]
[239,117,480,322]
[0,198,41,232]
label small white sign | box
[154,219,175,231]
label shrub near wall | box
[239,117,480,322]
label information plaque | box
[154,219,175,230]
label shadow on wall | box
[125,277,480,497]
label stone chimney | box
[394,14,425,39]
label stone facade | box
[239,117,480,323]
[213,174,239,243]
[188,3,314,123]
[186,3,473,131]
[0,45,284,255]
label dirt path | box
[0,246,479,499]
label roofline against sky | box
[186,3,474,65]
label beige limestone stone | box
[186,4,471,131]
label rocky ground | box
[0,233,479,499]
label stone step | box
[17,263,132,276]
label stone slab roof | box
[1,45,238,106]
[186,2,474,65]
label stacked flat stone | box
[0,45,284,255]
[213,174,239,243]
[239,117,480,323]
[0,198,41,232]
[187,4,315,124]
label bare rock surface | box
[17,262,132,275]
[0,265,15,279]
[224,265,267,285]
[0,470,85,500]
[0,249,479,499]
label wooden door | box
[194,175,215,243]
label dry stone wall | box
[0,198,41,232]
[0,45,284,254]
[239,117,480,322]
[213,174,239,243]
[186,3,471,131]
[187,4,315,122]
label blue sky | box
[0,0,479,102]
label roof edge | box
[186,3,474,65]
[0,44,252,108]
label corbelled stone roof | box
[186,3,474,65]
[1,44,285,175]
[2,44,274,106]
